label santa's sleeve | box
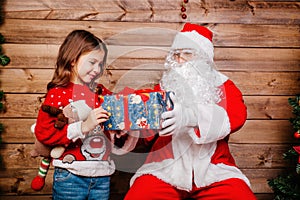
[34,89,72,146]
[188,79,247,144]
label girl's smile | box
[72,49,105,85]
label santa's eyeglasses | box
[168,48,201,63]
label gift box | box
[101,87,172,130]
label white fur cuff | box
[67,121,85,142]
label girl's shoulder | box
[47,84,74,97]
[44,84,74,107]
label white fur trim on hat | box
[171,30,214,62]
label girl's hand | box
[81,107,109,134]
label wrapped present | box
[101,87,173,130]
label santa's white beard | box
[160,59,222,106]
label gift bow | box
[104,85,174,112]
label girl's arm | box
[34,89,71,147]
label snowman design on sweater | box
[81,129,107,161]
[61,126,109,164]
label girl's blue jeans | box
[52,167,110,200]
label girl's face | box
[72,50,105,85]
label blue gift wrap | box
[101,91,172,130]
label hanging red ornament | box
[294,130,300,139]
[180,0,189,20]
[293,146,300,163]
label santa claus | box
[125,23,257,199]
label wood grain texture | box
[0,143,293,170]
[1,69,299,95]
[0,167,279,199]
[4,0,300,24]
[1,0,300,198]
[0,19,299,47]
[0,118,295,144]
[2,44,299,72]
[0,145,293,194]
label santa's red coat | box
[130,73,250,191]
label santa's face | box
[161,48,221,105]
[164,48,203,69]
[169,48,199,64]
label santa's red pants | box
[124,175,257,200]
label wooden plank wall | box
[0,0,299,199]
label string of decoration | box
[181,0,189,19]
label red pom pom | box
[294,131,300,139]
[31,176,45,191]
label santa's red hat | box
[171,23,214,61]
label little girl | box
[34,30,138,200]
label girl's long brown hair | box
[47,30,107,91]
